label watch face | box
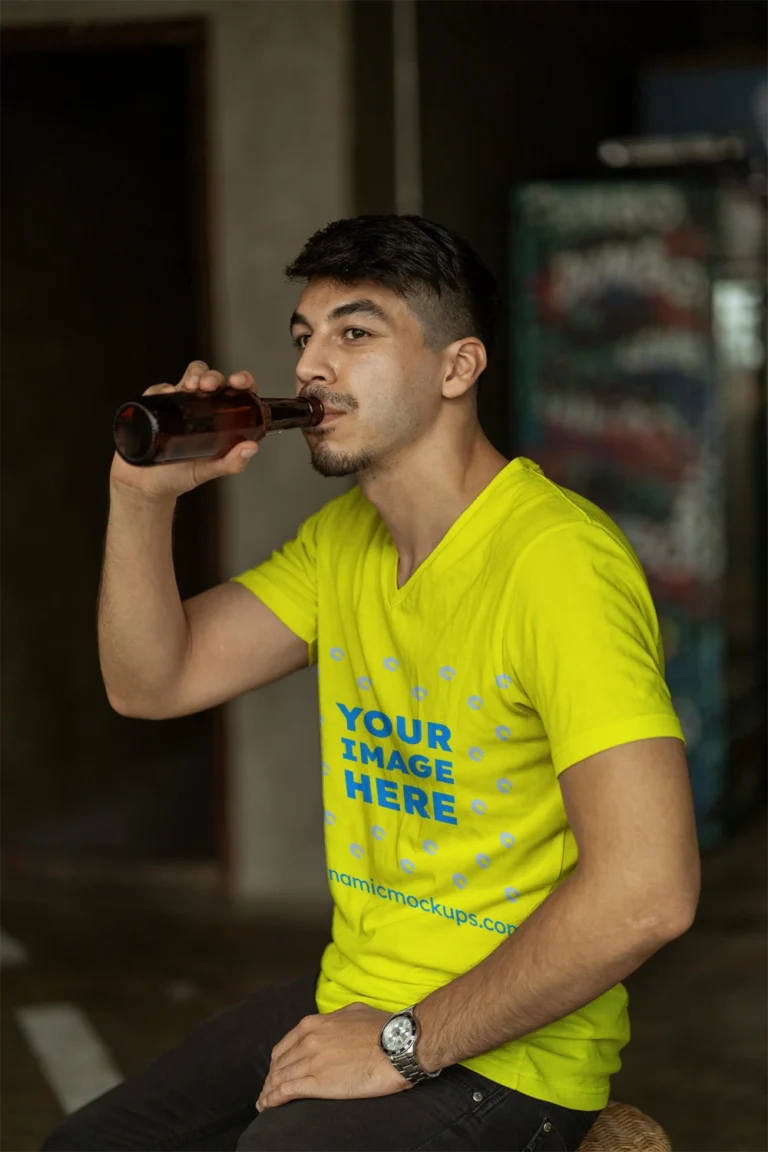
[382,1014,415,1054]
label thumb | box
[192,440,259,486]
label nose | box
[295,341,336,391]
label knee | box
[236,1124,260,1152]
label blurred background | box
[1,1,765,1149]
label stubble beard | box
[307,434,375,478]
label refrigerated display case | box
[511,178,766,846]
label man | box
[46,215,700,1152]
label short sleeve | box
[506,522,685,775]
[231,510,322,664]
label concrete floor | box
[2,812,766,1152]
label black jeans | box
[43,971,600,1152]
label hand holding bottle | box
[109,362,263,500]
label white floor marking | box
[16,1003,123,1114]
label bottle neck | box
[265,396,324,432]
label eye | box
[293,333,310,351]
[344,327,369,341]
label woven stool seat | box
[578,1100,672,1151]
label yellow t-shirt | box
[233,457,684,1111]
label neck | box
[357,421,509,587]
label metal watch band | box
[390,1047,440,1084]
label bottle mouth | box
[113,401,159,465]
[306,396,325,426]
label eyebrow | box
[289,298,391,331]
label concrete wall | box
[3,0,353,917]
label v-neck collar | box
[383,457,529,605]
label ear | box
[442,338,487,399]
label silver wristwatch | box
[379,1006,441,1085]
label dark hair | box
[285,214,500,361]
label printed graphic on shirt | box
[318,647,527,941]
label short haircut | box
[285,214,500,363]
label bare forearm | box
[415,871,690,1073]
[97,482,189,712]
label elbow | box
[637,878,701,945]
[655,892,699,942]
[663,857,702,940]
[104,685,132,716]
[591,865,701,948]
[104,686,169,720]
[105,691,146,719]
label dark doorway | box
[1,21,223,863]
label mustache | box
[300,387,357,413]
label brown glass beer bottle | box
[113,389,324,466]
